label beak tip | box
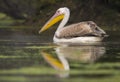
[38,30,42,34]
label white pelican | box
[39,7,107,45]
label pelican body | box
[39,7,107,45]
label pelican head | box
[39,7,70,33]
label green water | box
[0,28,120,82]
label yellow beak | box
[39,13,64,33]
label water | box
[0,28,120,82]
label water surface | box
[0,28,120,82]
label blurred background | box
[0,0,120,32]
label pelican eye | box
[57,10,60,13]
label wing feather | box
[56,22,93,38]
[56,21,107,38]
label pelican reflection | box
[55,46,106,63]
[41,45,105,70]
[41,45,105,78]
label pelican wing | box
[56,22,97,38]
[56,21,107,39]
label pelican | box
[39,7,107,45]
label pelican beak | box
[39,12,64,33]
